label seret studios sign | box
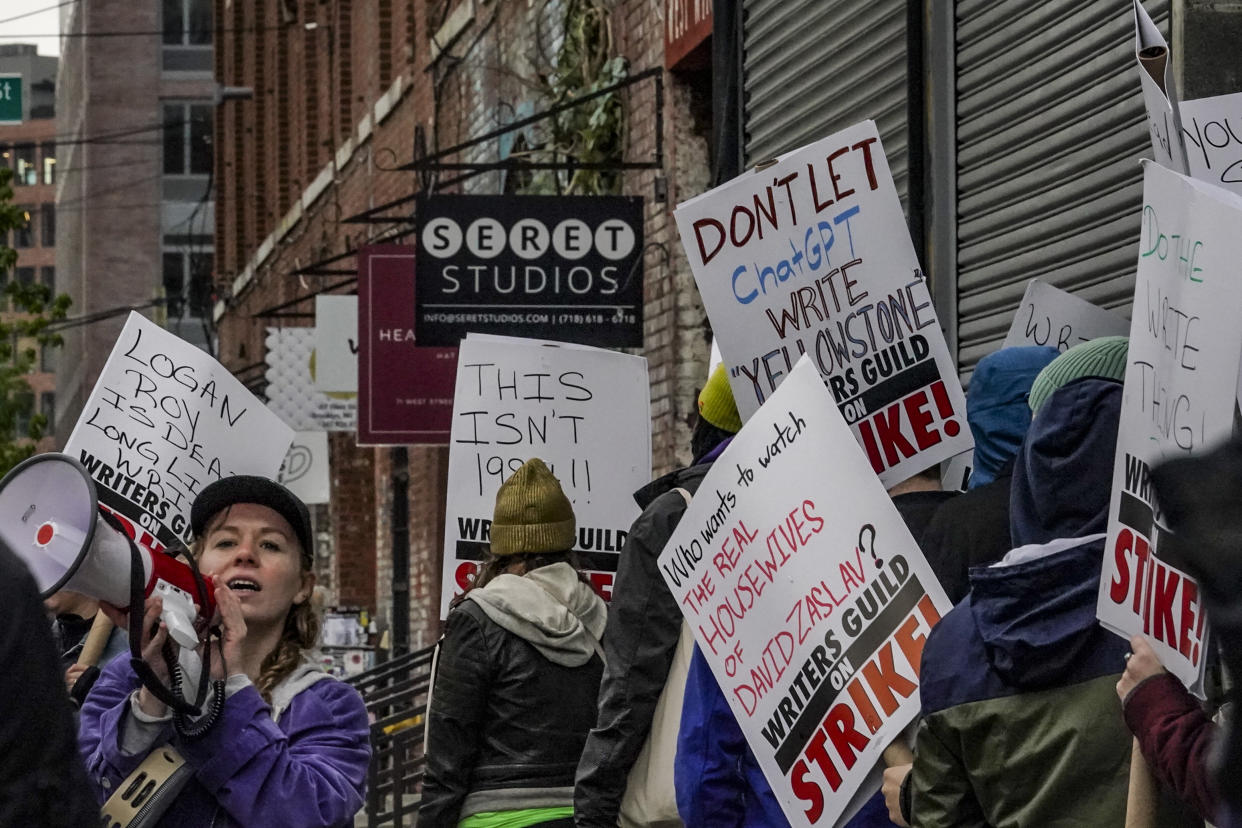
[415,195,644,348]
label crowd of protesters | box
[2,338,1238,828]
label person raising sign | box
[78,476,371,828]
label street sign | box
[0,74,22,125]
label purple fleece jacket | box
[78,655,371,827]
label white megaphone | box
[0,453,215,649]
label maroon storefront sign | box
[357,245,457,445]
[665,0,711,70]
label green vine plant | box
[0,167,73,475]
[519,0,627,196]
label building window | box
[40,203,54,247]
[40,392,55,434]
[12,209,33,249]
[15,267,35,286]
[41,142,55,184]
[163,249,215,317]
[163,0,213,45]
[13,392,33,438]
[40,341,57,372]
[163,103,214,175]
[40,266,54,291]
[15,145,37,187]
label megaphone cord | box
[171,667,225,738]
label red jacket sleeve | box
[1123,673,1219,822]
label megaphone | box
[0,453,214,649]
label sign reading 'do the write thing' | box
[674,120,972,486]
[415,195,644,348]
[65,313,293,552]
[658,357,951,827]
[1098,163,1242,694]
[440,335,651,618]
[265,327,357,432]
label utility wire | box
[5,24,291,39]
[0,0,76,26]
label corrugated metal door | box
[954,0,1169,371]
[743,0,910,203]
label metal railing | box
[346,644,437,827]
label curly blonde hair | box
[192,508,320,703]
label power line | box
[5,24,292,39]
[0,0,76,26]
[1,118,187,152]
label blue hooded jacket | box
[966,346,1059,489]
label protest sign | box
[265,327,357,432]
[1180,92,1242,199]
[358,245,457,445]
[278,431,331,505]
[1001,279,1130,352]
[65,312,294,552]
[440,335,651,617]
[657,357,951,827]
[674,120,971,486]
[1097,162,1242,692]
[1133,0,1189,174]
[313,295,358,393]
[415,195,643,348]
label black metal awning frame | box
[341,67,663,226]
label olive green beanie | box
[489,458,576,556]
[1028,336,1129,415]
[698,363,743,434]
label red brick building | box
[212,1,715,649]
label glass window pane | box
[41,142,55,184]
[163,0,185,44]
[15,144,37,187]
[15,267,35,285]
[40,392,55,433]
[40,266,54,291]
[189,252,214,315]
[40,204,54,247]
[163,252,185,315]
[13,209,33,249]
[189,105,213,175]
[164,105,186,174]
[189,0,213,45]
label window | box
[163,103,214,175]
[12,209,33,249]
[163,249,215,317]
[40,204,54,247]
[13,392,32,438]
[40,392,55,434]
[15,267,35,286]
[15,145,37,187]
[40,342,56,373]
[41,142,55,184]
[163,0,213,45]
[40,266,54,291]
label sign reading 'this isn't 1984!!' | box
[415,195,644,348]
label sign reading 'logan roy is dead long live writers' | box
[415,195,644,348]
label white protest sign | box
[1134,0,1189,174]
[1097,162,1242,692]
[674,120,971,487]
[313,295,359,393]
[440,337,651,618]
[1180,92,1242,199]
[65,312,294,552]
[658,357,952,827]
[278,431,331,505]
[1002,279,1130,352]
[265,327,357,431]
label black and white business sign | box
[415,195,643,347]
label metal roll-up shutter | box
[743,0,910,204]
[954,0,1169,373]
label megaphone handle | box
[76,613,115,667]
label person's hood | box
[271,654,338,722]
[632,460,713,510]
[465,562,607,667]
[969,535,1107,688]
[1010,377,1121,547]
[967,346,1060,489]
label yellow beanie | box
[698,363,742,434]
[490,458,577,556]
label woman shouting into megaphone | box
[77,476,371,828]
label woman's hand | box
[99,596,176,717]
[210,576,248,680]
[1117,634,1166,703]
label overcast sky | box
[0,0,64,57]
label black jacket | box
[573,462,710,827]
[917,462,1016,605]
[419,599,605,826]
